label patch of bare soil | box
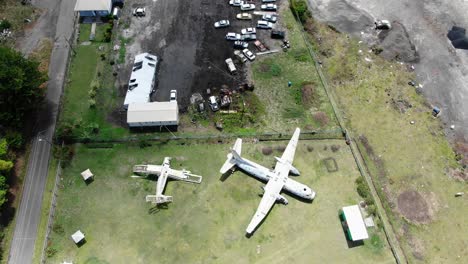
[258,63,270,73]
[262,147,273,156]
[275,145,286,152]
[378,22,419,63]
[301,83,318,108]
[400,222,426,261]
[313,112,329,126]
[307,145,314,152]
[390,98,412,114]
[397,190,431,224]
[448,168,467,181]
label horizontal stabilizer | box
[220,154,236,174]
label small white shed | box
[81,169,94,181]
[71,230,85,244]
[127,102,179,128]
[340,205,369,241]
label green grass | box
[308,20,466,263]
[32,158,58,263]
[58,24,128,141]
[252,10,338,133]
[47,140,394,263]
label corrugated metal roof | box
[342,205,369,241]
[124,53,158,107]
[74,0,112,12]
[127,102,179,123]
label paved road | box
[8,0,76,263]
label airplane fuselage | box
[237,157,315,200]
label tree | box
[0,160,13,172]
[0,175,6,207]
[0,46,46,129]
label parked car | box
[233,41,249,49]
[241,34,257,41]
[214,20,230,28]
[241,27,256,35]
[133,7,146,16]
[209,96,220,112]
[262,0,276,2]
[240,3,255,11]
[242,48,256,61]
[375,20,391,30]
[225,32,241,41]
[254,40,268,52]
[257,20,273,29]
[236,13,252,20]
[229,0,242,6]
[234,50,248,63]
[225,58,237,73]
[261,4,277,11]
[262,14,277,23]
[271,30,285,39]
[170,90,177,102]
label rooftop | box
[74,0,112,12]
[342,205,369,241]
[127,102,179,123]
[123,53,158,108]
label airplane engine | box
[289,165,300,176]
[276,194,289,205]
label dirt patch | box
[313,111,329,126]
[454,141,468,167]
[259,63,270,73]
[307,145,314,152]
[390,98,412,114]
[401,222,426,260]
[301,83,319,107]
[397,190,431,224]
[358,135,386,179]
[448,168,467,182]
[262,147,273,156]
[330,145,340,152]
[275,145,286,152]
[378,22,419,63]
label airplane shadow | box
[219,170,235,182]
[148,203,169,215]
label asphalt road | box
[8,0,76,263]
[309,0,468,142]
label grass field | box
[305,19,468,263]
[57,24,128,141]
[47,140,394,263]
[252,9,338,133]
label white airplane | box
[220,128,316,235]
[132,157,202,204]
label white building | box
[127,102,179,128]
[340,205,369,241]
[123,53,158,109]
[71,230,85,244]
[74,0,112,17]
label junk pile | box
[447,26,468,50]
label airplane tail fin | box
[220,138,242,174]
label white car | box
[241,27,256,35]
[261,4,277,11]
[234,50,248,63]
[262,14,277,23]
[229,0,242,6]
[214,20,230,28]
[225,58,237,73]
[242,48,256,61]
[133,7,146,16]
[236,13,252,20]
[225,32,241,41]
[240,3,255,11]
[209,96,220,112]
[257,20,273,29]
[170,90,177,102]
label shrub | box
[139,140,152,149]
[290,0,311,23]
[0,20,11,31]
[46,247,57,258]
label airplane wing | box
[280,128,300,165]
[246,173,286,234]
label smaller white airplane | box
[132,157,202,204]
[220,128,316,235]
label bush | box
[355,176,370,198]
[139,140,152,149]
[0,20,12,31]
[291,49,309,62]
[313,112,329,127]
[46,247,57,258]
[290,0,311,23]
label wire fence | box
[39,161,61,264]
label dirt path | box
[308,0,468,142]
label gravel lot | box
[118,0,282,109]
[309,0,468,142]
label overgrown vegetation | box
[289,0,311,23]
[304,13,464,263]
